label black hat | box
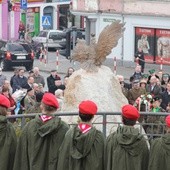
[151,96,162,103]
[27,87,33,93]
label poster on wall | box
[135,27,155,63]
[156,29,170,65]
[26,13,35,32]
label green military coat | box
[0,115,17,170]
[13,114,69,170]
[57,125,105,170]
[149,133,170,170]
[106,125,149,170]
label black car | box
[0,40,34,71]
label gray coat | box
[0,74,6,87]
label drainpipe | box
[121,0,124,66]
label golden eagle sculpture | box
[72,20,125,71]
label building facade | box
[71,0,170,65]
[0,0,77,40]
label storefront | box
[0,0,72,40]
[21,7,40,37]
[135,27,170,65]
[92,14,170,65]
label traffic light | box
[8,1,13,12]
[59,31,71,59]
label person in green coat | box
[149,114,170,170]
[57,100,105,170]
[106,104,149,170]
[0,94,17,170]
[13,92,69,170]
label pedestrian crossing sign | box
[42,16,51,28]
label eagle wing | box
[95,20,125,65]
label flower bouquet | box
[134,94,153,111]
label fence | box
[7,112,170,139]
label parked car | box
[32,30,64,50]
[0,40,34,71]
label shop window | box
[135,27,170,65]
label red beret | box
[122,104,140,120]
[79,100,98,115]
[0,94,10,108]
[42,93,59,109]
[166,115,170,127]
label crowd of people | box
[0,66,75,116]
[117,64,170,138]
[0,92,170,169]
[0,64,170,169]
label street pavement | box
[33,51,170,81]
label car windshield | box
[20,44,32,53]
[38,31,48,37]
[7,43,27,53]
[49,32,63,40]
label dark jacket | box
[57,125,105,170]
[149,133,170,170]
[135,51,145,67]
[0,115,17,170]
[132,72,143,80]
[47,75,61,94]
[12,75,28,92]
[22,83,32,90]
[106,126,149,170]
[146,84,162,97]
[161,90,170,110]
[13,114,69,170]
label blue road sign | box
[20,0,27,10]
[42,16,52,28]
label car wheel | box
[0,60,9,71]
[25,64,33,71]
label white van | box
[32,30,64,49]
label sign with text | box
[26,13,35,32]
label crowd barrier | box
[7,112,170,139]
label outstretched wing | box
[95,20,125,65]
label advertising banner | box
[156,29,170,65]
[26,13,35,32]
[135,27,155,63]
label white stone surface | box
[60,65,128,135]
